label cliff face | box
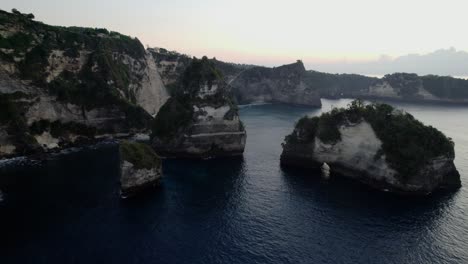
[151,57,246,158]
[281,101,461,194]
[148,48,321,107]
[229,61,321,107]
[0,10,169,158]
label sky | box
[2,0,468,73]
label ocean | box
[0,99,467,263]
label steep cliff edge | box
[281,100,461,194]
[229,61,321,107]
[0,9,168,158]
[151,57,246,158]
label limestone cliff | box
[229,61,321,107]
[0,9,168,158]
[151,57,246,158]
[281,100,461,194]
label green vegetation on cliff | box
[383,73,421,96]
[120,141,161,170]
[422,75,468,99]
[0,9,151,134]
[151,56,232,140]
[285,100,455,179]
[0,93,39,154]
[180,56,223,96]
[303,71,378,97]
[151,96,193,139]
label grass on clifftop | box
[120,141,161,170]
[285,99,455,180]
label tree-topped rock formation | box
[151,56,246,158]
[281,100,461,194]
[119,140,162,198]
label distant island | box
[280,100,461,194]
[307,47,468,77]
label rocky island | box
[151,57,246,158]
[120,140,162,198]
[281,100,461,194]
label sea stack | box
[151,56,246,158]
[280,100,461,195]
[119,141,162,198]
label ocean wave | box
[238,102,271,108]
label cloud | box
[306,48,468,77]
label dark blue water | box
[1,99,467,264]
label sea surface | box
[0,99,467,264]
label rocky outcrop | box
[229,61,321,107]
[0,9,168,159]
[119,141,162,198]
[281,100,461,194]
[151,57,246,158]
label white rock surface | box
[135,52,170,116]
[194,105,230,121]
[198,83,219,98]
[120,160,162,198]
[35,132,60,149]
[368,82,399,98]
[321,162,330,179]
[368,81,439,100]
[313,121,398,183]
